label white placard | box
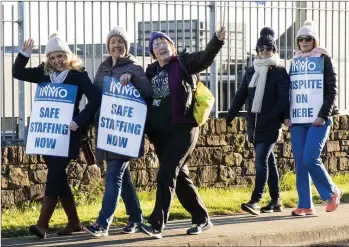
[26,83,77,157]
[290,57,324,124]
[97,76,147,158]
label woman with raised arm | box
[12,33,100,238]
[140,27,226,239]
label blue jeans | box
[121,168,143,223]
[290,118,337,208]
[251,141,280,203]
[96,159,143,229]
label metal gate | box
[1,1,348,145]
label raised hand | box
[22,38,34,54]
[215,27,226,41]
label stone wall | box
[2,116,349,207]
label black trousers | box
[44,156,72,197]
[147,124,209,231]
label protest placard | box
[26,83,77,157]
[290,57,324,124]
[97,76,147,158]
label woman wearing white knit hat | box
[83,26,153,237]
[12,33,101,238]
[284,21,342,216]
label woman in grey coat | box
[83,27,153,237]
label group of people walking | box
[12,20,341,241]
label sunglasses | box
[256,46,273,52]
[297,36,314,43]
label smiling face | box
[152,37,175,64]
[297,36,315,53]
[109,36,127,59]
[48,51,68,72]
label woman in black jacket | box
[226,27,289,216]
[140,28,226,239]
[284,21,341,216]
[12,33,100,238]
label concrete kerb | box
[177,225,349,246]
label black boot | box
[241,201,261,216]
[261,199,283,213]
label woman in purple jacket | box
[140,28,226,239]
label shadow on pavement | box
[2,213,315,247]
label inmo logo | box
[39,85,68,98]
[109,81,140,98]
[291,59,316,72]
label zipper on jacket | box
[253,113,258,143]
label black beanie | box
[256,27,277,52]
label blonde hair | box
[44,52,84,75]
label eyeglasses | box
[153,41,168,49]
[256,46,273,52]
[297,36,314,43]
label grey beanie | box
[106,26,130,54]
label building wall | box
[137,20,246,60]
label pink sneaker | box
[326,188,342,212]
[291,208,316,216]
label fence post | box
[0,3,3,142]
[295,1,307,31]
[18,1,25,142]
[209,1,218,117]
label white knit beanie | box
[45,32,72,56]
[296,20,319,42]
[106,26,130,54]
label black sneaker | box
[261,199,283,213]
[140,223,162,239]
[83,223,108,237]
[241,201,261,216]
[122,222,140,234]
[187,220,213,235]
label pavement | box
[2,203,349,247]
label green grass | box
[2,172,349,238]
